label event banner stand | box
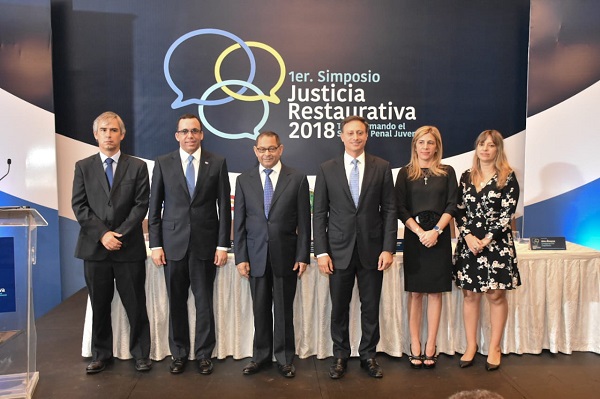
[0,208,47,399]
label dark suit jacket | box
[313,153,396,269]
[234,164,311,277]
[148,149,231,261]
[72,153,149,262]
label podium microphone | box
[0,159,11,182]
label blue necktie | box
[186,155,195,196]
[350,158,359,207]
[264,169,273,218]
[105,158,114,189]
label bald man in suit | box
[72,111,151,374]
[148,114,231,375]
[313,115,396,379]
[234,131,311,378]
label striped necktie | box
[264,169,273,218]
[350,158,359,207]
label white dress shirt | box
[99,150,121,176]
[259,161,282,190]
[344,151,365,196]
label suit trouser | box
[329,245,383,360]
[84,259,150,362]
[164,253,216,359]
[249,258,298,366]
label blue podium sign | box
[0,237,16,313]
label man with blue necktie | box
[234,131,311,378]
[148,114,231,375]
[313,115,396,379]
[72,111,152,374]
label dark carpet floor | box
[28,289,600,398]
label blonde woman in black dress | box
[454,130,520,371]
[395,126,457,369]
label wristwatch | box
[433,225,443,234]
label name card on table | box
[530,237,567,250]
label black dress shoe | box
[329,358,347,379]
[198,358,214,375]
[170,357,187,374]
[278,363,295,378]
[360,358,383,378]
[135,358,152,372]
[86,360,107,374]
[242,361,262,375]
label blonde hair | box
[406,125,447,180]
[470,130,513,189]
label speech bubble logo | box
[164,28,256,108]
[214,41,286,104]
[198,79,269,140]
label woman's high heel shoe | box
[486,348,501,371]
[408,345,423,369]
[459,345,478,368]
[423,343,438,369]
[485,361,500,371]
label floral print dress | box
[453,170,521,292]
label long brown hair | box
[470,129,513,189]
[406,125,447,180]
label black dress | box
[453,170,521,292]
[395,165,458,292]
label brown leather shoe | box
[86,360,107,374]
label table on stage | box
[82,242,600,360]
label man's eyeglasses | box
[177,129,202,135]
[255,145,281,154]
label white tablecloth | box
[82,242,600,360]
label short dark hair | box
[178,113,202,130]
[256,131,281,146]
[341,115,369,134]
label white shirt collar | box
[344,151,365,165]
[259,161,282,175]
[179,147,201,163]
[100,151,121,163]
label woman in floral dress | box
[453,129,520,371]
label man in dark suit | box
[234,131,311,378]
[72,111,152,374]
[148,114,231,375]
[313,115,396,379]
